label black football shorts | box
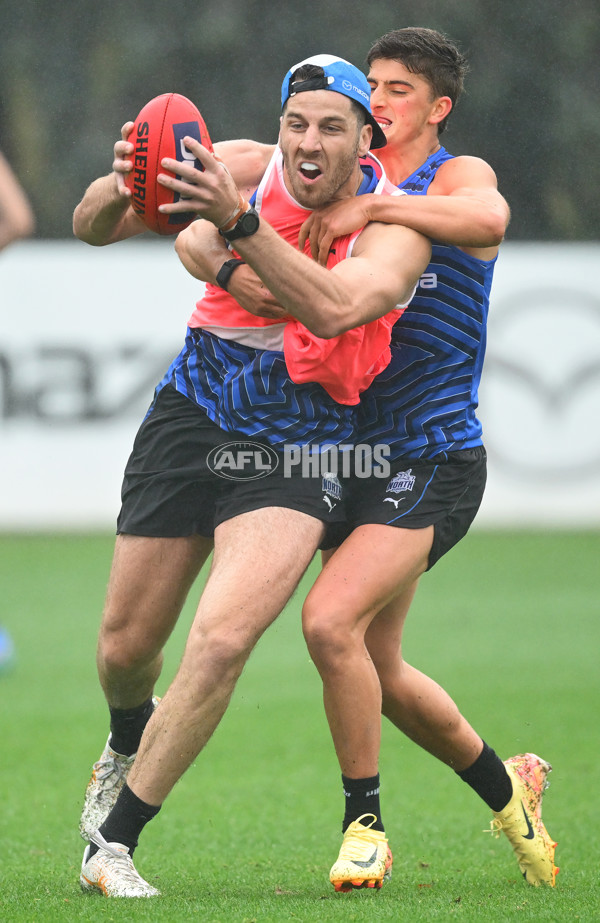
[347,446,487,569]
[116,384,346,549]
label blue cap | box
[281,54,386,149]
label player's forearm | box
[232,219,426,339]
[232,221,358,338]
[72,174,139,245]
[175,220,231,283]
[363,191,509,247]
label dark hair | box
[288,63,326,95]
[286,64,368,131]
[367,27,468,134]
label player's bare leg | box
[123,506,324,805]
[80,507,325,894]
[303,524,432,890]
[368,590,558,885]
[97,533,214,708]
[303,524,433,780]
[312,531,557,890]
[80,533,213,838]
[366,583,483,770]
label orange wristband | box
[218,191,248,232]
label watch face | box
[221,206,260,241]
[239,210,260,234]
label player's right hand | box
[298,197,372,265]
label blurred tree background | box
[0,0,598,240]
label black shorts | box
[117,384,346,550]
[347,446,487,569]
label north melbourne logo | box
[207,442,279,480]
[322,472,342,511]
[386,469,416,493]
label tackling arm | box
[300,156,510,264]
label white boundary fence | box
[1,240,599,529]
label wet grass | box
[1,530,598,921]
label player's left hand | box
[112,122,135,196]
[158,137,241,228]
[298,197,372,265]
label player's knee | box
[99,638,151,674]
[188,623,257,676]
[302,599,352,665]
[98,622,159,673]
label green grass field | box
[1,530,599,921]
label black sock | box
[87,782,161,858]
[109,697,154,757]
[456,741,513,812]
[341,773,384,832]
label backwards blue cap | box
[281,53,387,149]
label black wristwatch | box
[215,258,245,292]
[219,205,260,242]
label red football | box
[124,93,213,236]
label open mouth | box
[299,162,322,181]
